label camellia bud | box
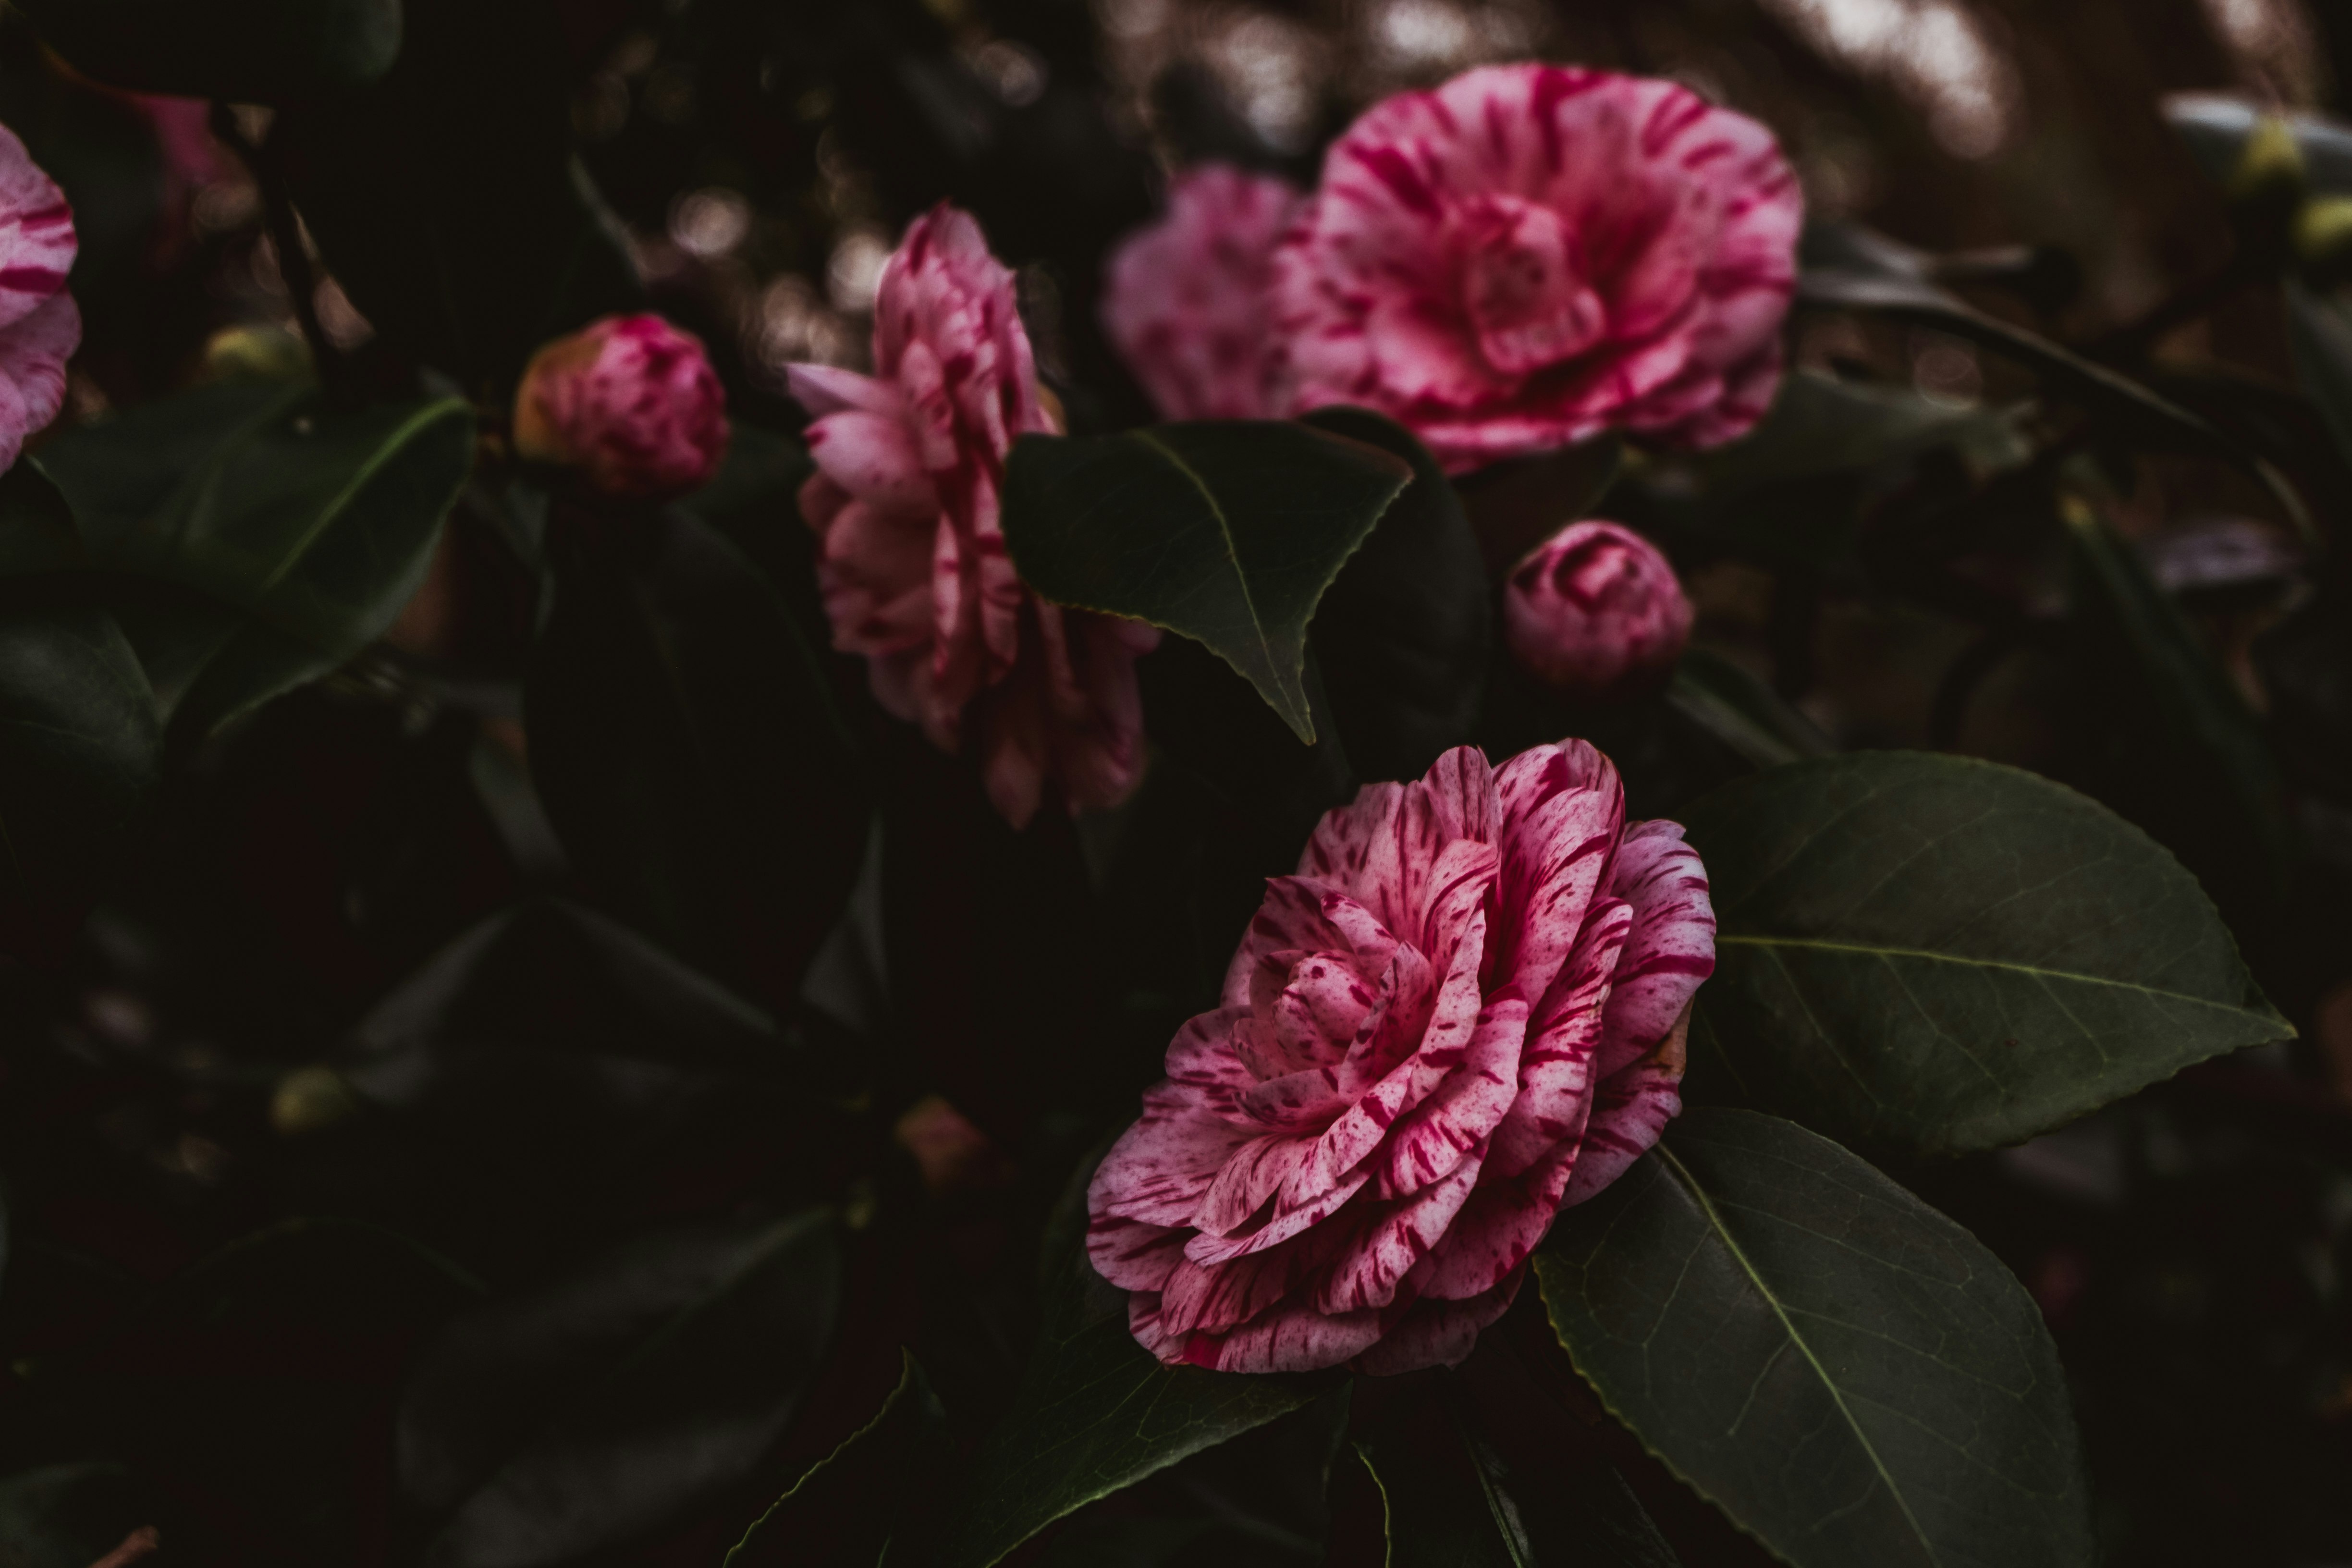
[1503,519,1693,700]
[513,312,728,500]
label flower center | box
[1456,195,1608,378]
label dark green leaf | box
[931,1146,1326,1568]
[36,380,476,741]
[1679,751,2291,1157]
[1690,370,2027,494]
[2285,280,2352,478]
[1536,1108,2092,1568]
[1002,420,1413,743]
[525,505,868,1014]
[0,599,159,942]
[12,0,400,102]
[1301,407,1490,783]
[0,461,85,575]
[1035,1384,1354,1568]
[1356,1388,1684,1568]
[23,1219,484,1564]
[1355,1398,1529,1568]
[2064,502,2293,885]
[320,898,821,1269]
[1665,648,1834,772]
[401,1210,842,1568]
[1799,227,2312,541]
[724,1352,955,1568]
[0,1464,147,1568]
[277,0,640,391]
[1456,436,1622,578]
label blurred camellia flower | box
[1270,64,1802,474]
[1088,740,1714,1375]
[1101,165,1304,419]
[1504,520,1693,699]
[513,313,728,500]
[788,205,1159,829]
[0,123,78,473]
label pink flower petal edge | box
[1268,63,1802,474]
[790,204,1160,829]
[1088,738,1715,1375]
[1101,165,1305,421]
[0,121,77,472]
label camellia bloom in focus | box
[1087,741,1714,1375]
[1101,165,1304,419]
[0,123,78,473]
[1270,64,1802,474]
[789,205,1159,829]
[514,313,728,500]
[1505,520,1693,700]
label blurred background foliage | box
[8,0,2352,1564]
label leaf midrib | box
[1655,1140,1941,1567]
[1128,429,1288,721]
[255,398,471,595]
[1714,933,2285,1022]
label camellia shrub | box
[0,4,2347,1568]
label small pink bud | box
[513,313,728,500]
[1504,520,1692,699]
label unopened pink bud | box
[1504,520,1692,699]
[514,313,728,500]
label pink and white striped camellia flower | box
[790,205,1159,829]
[0,123,78,473]
[1269,64,1802,475]
[1100,164,1304,420]
[1087,739,1714,1375]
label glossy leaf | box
[2064,502,2292,884]
[1301,406,1491,783]
[1666,648,1835,772]
[12,0,400,102]
[931,1146,1327,1568]
[525,504,869,1014]
[0,461,85,575]
[322,898,824,1271]
[1002,420,1413,743]
[0,600,159,941]
[1800,225,2311,540]
[37,380,476,741]
[1033,1384,1352,1568]
[1678,751,2291,1157]
[277,0,641,391]
[1694,370,2027,493]
[724,1352,955,1568]
[400,1210,842,1567]
[1536,1108,2092,1568]
[0,1464,147,1568]
[2286,280,2352,478]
